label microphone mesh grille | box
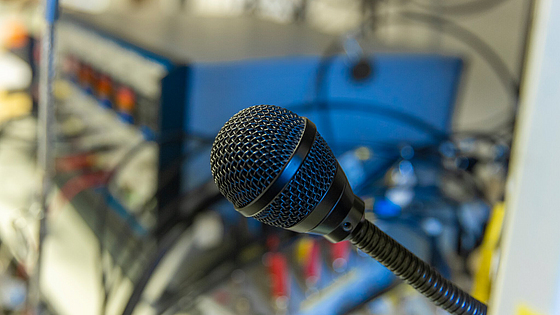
[253,133,336,228]
[210,105,305,208]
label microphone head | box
[210,105,337,229]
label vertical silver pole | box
[31,0,58,312]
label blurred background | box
[0,0,551,314]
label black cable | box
[291,100,510,145]
[393,11,520,130]
[155,232,302,315]
[351,219,487,315]
[97,130,213,230]
[156,259,239,315]
[138,142,213,217]
[120,223,186,315]
[98,140,152,314]
[104,179,222,304]
[152,180,222,239]
[97,135,213,306]
[97,132,213,314]
[107,143,213,258]
[407,0,510,15]
[59,135,187,313]
[119,182,224,315]
[401,11,517,126]
[289,100,506,206]
[318,10,519,135]
[292,100,449,140]
[155,247,248,315]
[313,40,341,144]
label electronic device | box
[53,9,334,237]
[210,105,487,315]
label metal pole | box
[30,0,59,312]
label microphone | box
[210,105,487,315]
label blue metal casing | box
[184,54,463,190]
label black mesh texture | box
[210,105,305,208]
[253,133,337,228]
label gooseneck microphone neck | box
[351,220,486,314]
[211,105,487,315]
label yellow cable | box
[472,202,506,303]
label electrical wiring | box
[316,10,520,136]
[292,101,450,141]
[151,160,497,315]
[140,142,213,216]
[101,180,222,315]
[95,131,213,233]
[105,148,216,267]
[356,169,491,279]
[312,40,341,143]
[119,181,225,315]
[154,233,303,315]
[129,189,298,314]
[393,11,520,130]
[291,100,510,146]
[95,140,151,315]
[120,223,187,315]
[100,138,214,258]
[94,132,213,314]
[157,263,247,315]
[153,149,489,315]
[13,4,525,314]
[289,99,504,210]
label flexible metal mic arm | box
[351,212,487,314]
[211,105,488,315]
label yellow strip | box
[472,202,506,302]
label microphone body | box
[230,116,363,242]
[211,105,487,315]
